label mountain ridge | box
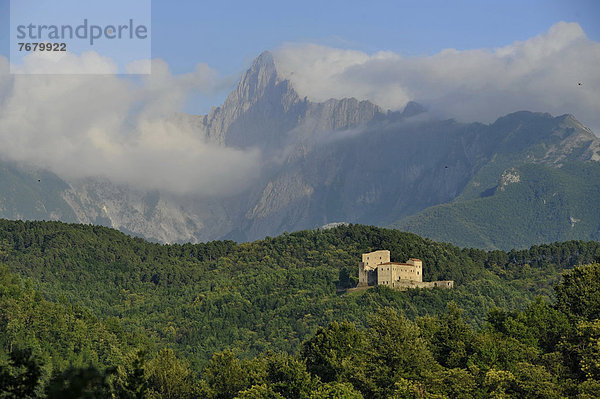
[0,51,598,248]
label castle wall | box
[407,258,423,282]
[377,264,392,286]
[437,280,454,289]
[358,262,367,286]
[358,262,378,286]
[377,263,417,285]
[367,269,377,285]
[356,251,452,290]
[377,261,422,285]
[362,250,390,269]
[392,280,454,290]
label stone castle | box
[357,250,453,290]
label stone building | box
[357,250,453,290]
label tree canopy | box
[0,219,599,397]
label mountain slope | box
[43,51,389,243]
[395,162,600,250]
[392,113,600,250]
[0,161,77,222]
[0,51,598,249]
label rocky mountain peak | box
[234,51,280,103]
[202,51,299,144]
[252,51,277,74]
[203,51,384,149]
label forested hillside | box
[1,220,600,397]
[395,161,600,250]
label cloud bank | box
[274,22,600,133]
[0,21,597,198]
[0,52,261,196]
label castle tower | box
[358,250,390,286]
[407,258,423,282]
[362,250,390,268]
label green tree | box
[365,308,438,399]
[429,302,474,368]
[0,348,42,399]
[235,384,284,399]
[555,263,600,321]
[482,368,515,398]
[470,330,537,372]
[559,319,600,381]
[389,378,441,399]
[487,298,571,353]
[203,350,250,399]
[577,379,600,399]
[511,362,560,399]
[45,366,113,399]
[145,349,193,399]
[310,381,363,398]
[425,367,476,399]
[113,351,149,399]
[301,321,366,383]
[264,352,315,399]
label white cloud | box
[0,52,261,196]
[274,22,600,133]
[1,22,597,198]
[10,51,119,74]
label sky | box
[149,0,600,113]
[0,0,598,194]
[2,1,600,75]
[148,0,600,73]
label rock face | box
[198,51,384,149]
[1,51,599,248]
[62,179,233,243]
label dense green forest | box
[1,219,600,397]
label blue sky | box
[148,0,600,75]
[0,0,598,121]
[151,0,600,114]
[2,0,599,75]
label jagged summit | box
[200,51,295,145]
[235,51,280,103]
[200,50,302,147]
[252,50,276,71]
[201,51,384,148]
[3,47,600,249]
